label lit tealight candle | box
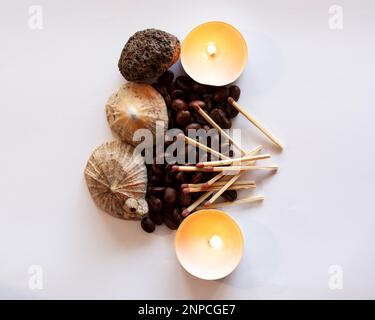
[175,209,244,280]
[181,21,248,86]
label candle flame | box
[208,235,223,249]
[206,43,217,56]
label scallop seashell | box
[106,82,168,147]
[84,140,148,220]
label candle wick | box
[208,235,223,249]
[206,43,217,57]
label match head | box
[171,165,179,171]
[203,167,214,172]
[182,188,190,194]
[204,201,211,208]
[202,182,210,189]
[196,163,204,168]
[227,97,235,105]
[182,209,190,217]
[181,184,188,189]
[190,102,200,111]
[177,133,185,141]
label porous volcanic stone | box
[118,29,180,82]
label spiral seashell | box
[84,140,147,220]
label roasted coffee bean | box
[191,172,204,184]
[151,83,168,97]
[147,195,162,214]
[149,211,164,225]
[151,186,165,197]
[164,215,178,230]
[185,123,202,135]
[141,216,155,233]
[202,124,211,132]
[165,174,174,187]
[149,174,162,186]
[171,89,186,100]
[209,108,232,129]
[222,190,238,201]
[179,192,191,206]
[192,83,207,95]
[204,96,213,111]
[164,187,178,204]
[164,94,172,109]
[163,202,176,214]
[175,110,191,127]
[188,100,206,109]
[176,76,193,91]
[186,92,203,102]
[172,99,188,112]
[213,86,230,103]
[224,102,239,119]
[229,85,241,101]
[175,172,188,185]
[158,70,174,86]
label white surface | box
[1,0,375,299]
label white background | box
[0,0,374,299]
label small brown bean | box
[147,195,162,214]
[175,172,189,185]
[209,108,232,129]
[222,190,237,201]
[150,186,165,197]
[172,99,188,112]
[158,70,174,86]
[164,187,178,204]
[171,89,186,100]
[149,211,164,225]
[192,83,207,95]
[179,192,191,206]
[186,92,203,102]
[164,215,178,230]
[213,87,230,103]
[175,110,191,127]
[141,216,155,233]
[185,123,202,136]
[229,85,241,101]
[188,100,206,109]
[176,76,193,91]
[149,175,162,186]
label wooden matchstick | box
[183,183,256,193]
[203,145,262,188]
[191,104,247,155]
[181,180,256,189]
[228,97,284,150]
[196,154,270,168]
[182,134,230,161]
[204,149,272,207]
[173,165,278,172]
[182,145,263,215]
[197,195,265,210]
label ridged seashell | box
[84,140,148,220]
[106,82,168,147]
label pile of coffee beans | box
[140,71,241,233]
